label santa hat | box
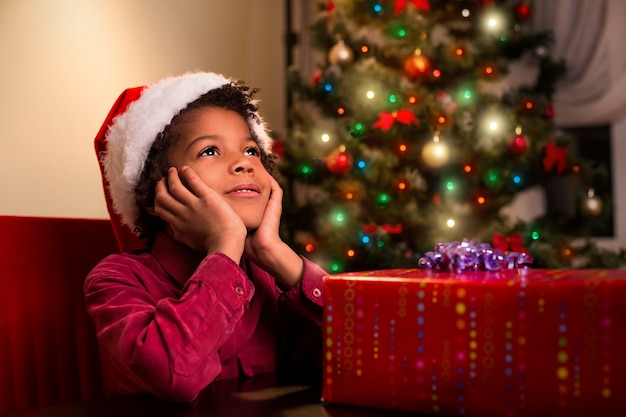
[94,71,273,252]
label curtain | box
[528,0,626,126]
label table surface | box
[3,374,415,417]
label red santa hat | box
[94,71,273,252]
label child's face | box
[168,106,272,230]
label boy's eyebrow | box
[184,135,221,151]
[186,134,256,149]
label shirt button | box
[312,288,322,298]
[234,286,244,295]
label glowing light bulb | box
[462,9,470,18]
[347,249,355,257]
[366,90,375,99]
[480,110,508,136]
[321,133,330,142]
[482,9,506,35]
[446,219,456,228]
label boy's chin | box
[244,220,262,232]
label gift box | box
[322,268,626,417]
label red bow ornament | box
[385,0,431,15]
[543,142,567,174]
[372,109,418,131]
[492,233,529,254]
[363,224,403,235]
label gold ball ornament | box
[421,137,450,168]
[580,188,603,217]
[328,39,354,67]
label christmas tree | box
[277,0,626,272]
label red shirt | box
[84,233,325,402]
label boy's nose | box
[232,157,254,173]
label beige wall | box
[0,0,285,219]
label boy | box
[86,72,325,402]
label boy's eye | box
[245,146,261,156]
[199,146,218,156]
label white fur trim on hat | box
[103,71,273,231]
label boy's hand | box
[245,177,303,288]
[153,166,246,262]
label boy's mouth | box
[226,183,261,195]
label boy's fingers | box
[179,166,208,197]
[153,178,182,217]
[165,167,195,202]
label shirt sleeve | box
[84,252,252,402]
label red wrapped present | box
[322,268,626,416]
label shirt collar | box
[151,233,206,286]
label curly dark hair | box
[133,81,277,246]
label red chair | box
[0,216,119,413]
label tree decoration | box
[404,49,431,80]
[312,70,322,87]
[437,92,458,114]
[543,142,567,174]
[372,109,418,130]
[388,0,431,15]
[509,134,528,155]
[337,180,363,201]
[421,133,449,168]
[326,147,352,175]
[580,188,603,217]
[492,233,529,254]
[363,223,403,235]
[271,138,286,157]
[514,3,531,21]
[482,166,504,190]
[328,39,354,67]
[509,126,528,155]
